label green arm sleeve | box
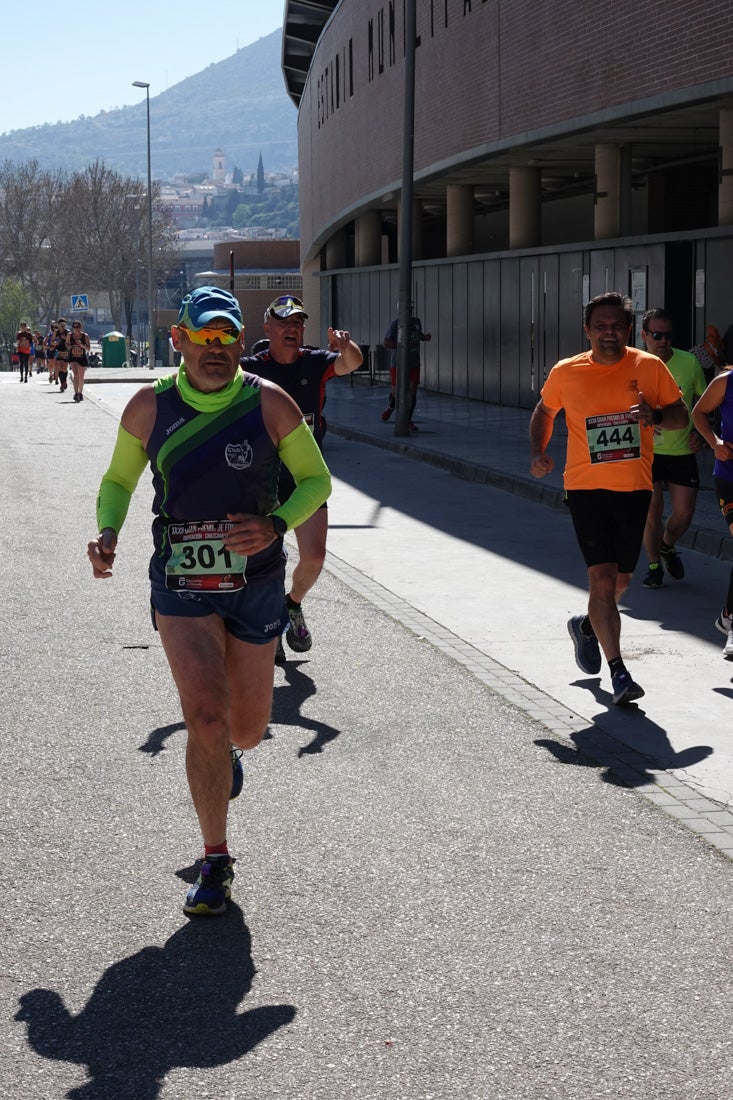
[95,424,149,533]
[272,421,332,530]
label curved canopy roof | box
[282,0,338,107]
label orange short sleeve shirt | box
[540,347,682,491]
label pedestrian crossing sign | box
[71,294,89,312]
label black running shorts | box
[565,489,652,573]
[651,452,700,489]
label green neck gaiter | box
[176,363,245,412]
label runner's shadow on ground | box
[270,659,341,757]
[620,583,726,643]
[536,693,713,787]
[15,904,296,1100]
[136,666,342,760]
[138,721,187,758]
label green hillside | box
[0,31,297,180]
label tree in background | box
[256,153,265,195]
[62,161,177,334]
[0,160,176,335]
[0,160,66,327]
[0,277,37,367]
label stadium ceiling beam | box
[282,0,339,106]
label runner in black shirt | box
[242,295,362,657]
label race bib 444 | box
[585,412,641,464]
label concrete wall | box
[321,228,733,409]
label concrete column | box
[719,108,733,226]
[301,256,322,338]
[325,228,347,269]
[397,198,424,261]
[618,144,632,236]
[509,167,541,249]
[594,144,626,239]
[446,184,474,256]
[355,210,382,267]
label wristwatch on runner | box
[270,514,288,537]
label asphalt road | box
[2,372,732,1099]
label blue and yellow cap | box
[178,286,243,332]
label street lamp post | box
[395,0,417,437]
[135,260,142,365]
[132,80,154,369]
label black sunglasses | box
[647,330,673,340]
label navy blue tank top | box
[146,372,282,580]
[714,372,733,486]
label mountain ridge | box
[0,30,297,180]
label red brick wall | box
[212,240,301,270]
[297,0,733,262]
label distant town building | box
[213,147,226,183]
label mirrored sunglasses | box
[647,330,673,340]
[180,324,241,346]
[268,296,305,319]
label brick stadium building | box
[282,0,733,406]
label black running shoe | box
[567,615,601,675]
[660,546,684,580]
[643,565,663,589]
[183,855,235,916]
[611,669,645,706]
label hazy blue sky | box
[2,0,285,133]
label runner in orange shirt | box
[529,291,687,705]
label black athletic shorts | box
[651,452,700,489]
[565,489,652,573]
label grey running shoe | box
[567,615,601,675]
[286,605,312,652]
[724,628,733,661]
[715,609,731,636]
[611,668,645,706]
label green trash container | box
[101,331,127,368]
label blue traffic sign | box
[70,294,89,312]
